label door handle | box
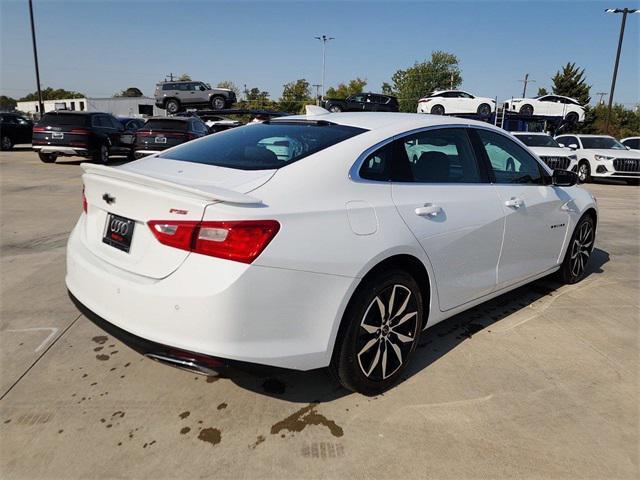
[505,197,524,208]
[415,204,442,217]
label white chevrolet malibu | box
[67,111,598,394]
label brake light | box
[71,128,91,135]
[33,126,46,132]
[147,220,280,264]
[418,98,431,103]
[82,187,88,213]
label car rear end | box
[133,118,194,158]
[32,112,95,157]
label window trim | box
[350,125,493,185]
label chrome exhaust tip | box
[145,353,221,377]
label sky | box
[1,0,639,106]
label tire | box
[577,160,591,183]
[430,104,445,115]
[165,99,180,114]
[38,152,57,163]
[557,214,595,284]
[93,143,110,164]
[520,104,534,116]
[565,112,579,124]
[1,135,13,151]
[477,103,491,116]
[331,269,424,395]
[329,105,342,113]
[211,96,226,110]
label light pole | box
[28,0,44,118]
[604,8,639,132]
[314,35,334,100]
[312,84,322,105]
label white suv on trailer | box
[417,90,495,116]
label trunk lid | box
[134,119,192,152]
[33,113,92,147]
[81,158,275,279]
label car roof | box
[276,111,495,132]
[43,111,100,116]
[145,116,191,122]
[511,131,550,135]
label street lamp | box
[604,8,639,132]
[314,35,334,100]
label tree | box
[19,87,85,101]
[381,82,393,95]
[325,78,367,99]
[0,95,17,111]
[388,51,462,112]
[279,79,312,113]
[178,73,192,81]
[537,87,549,96]
[217,80,240,97]
[115,87,144,97]
[576,103,640,138]
[237,87,276,110]
[552,62,591,105]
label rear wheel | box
[565,112,579,124]
[165,99,180,114]
[577,160,591,183]
[520,104,534,116]
[93,143,110,164]
[430,104,445,115]
[477,103,491,116]
[38,152,57,163]
[557,215,595,284]
[331,269,424,395]
[329,105,342,113]
[211,96,226,110]
[1,135,13,151]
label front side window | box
[351,94,366,103]
[399,128,483,183]
[159,122,366,170]
[476,129,544,185]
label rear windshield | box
[142,119,189,131]
[514,134,560,148]
[581,137,626,150]
[158,122,367,170]
[39,113,89,127]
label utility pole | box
[166,73,175,81]
[314,35,334,100]
[604,8,639,133]
[28,0,44,118]
[596,92,608,105]
[519,73,536,98]
[312,84,322,105]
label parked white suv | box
[511,132,577,172]
[620,137,640,151]
[417,90,495,116]
[555,134,640,184]
[504,95,585,123]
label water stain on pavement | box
[180,427,191,435]
[217,403,227,410]
[92,336,108,345]
[205,376,219,384]
[198,427,221,446]
[249,435,265,449]
[271,403,343,438]
[96,354,109,361]
[179,411,190,419]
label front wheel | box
[38,152,57,163]
[565,112,579,124]
[1,135,13,151]
[520,104,534,116]
[430,104,445,115]
[577,161,591,183]
[557,215,595,284]
[329,105,342,113]
[165,99,180,114]
[211,96,226,110]
[331,269,424,395]
[477,103,491,116]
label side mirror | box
[568,144,578,150]
[558,143,566,148]
[553,169,578,187]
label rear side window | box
[143,119,189,131]
[162,83,176,90]
[39,113,89,127]
[158,122,366,170]
[624,138,640,149]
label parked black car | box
[322,93,399,112]
[32,111,134,163]
[1,113,33,150]
[133,116,209,158]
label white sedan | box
[67,110,597,394]
[511,132,577,172]
[504,95,585,123]
[417,90,495,116]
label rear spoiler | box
[81,163,262,205]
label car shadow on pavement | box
[228,248,609,403]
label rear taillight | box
[82,187,88,213]
[71,128,91,135]
[33,126,46,132]
[418,98,431,103]
[147,220,280,264]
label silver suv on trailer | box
[154,81,236,114]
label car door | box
[390,127,504,311]
[349,94,366,111]
[472,128,570,287]
[15,116,33,143]
[103,115,123,151]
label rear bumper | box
[33,145,89,156]
[65,216,354,371]
[133,149,162,158]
